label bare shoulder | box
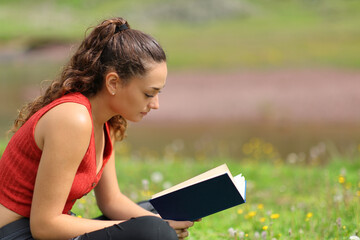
[35,102,92,150]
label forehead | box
[135,61,167,88]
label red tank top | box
[0,93,113,217]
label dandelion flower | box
[237,209,244,214]
[140,190,153,198]
[238,231,245,238]
[248,211,257,217]
[142,179,149,190]
[270,213,280,219]
[350,236,360,240]
[262,226,268,231]
[162,181,172,190]
[228,228,237,237]
[257,204,264,210]
[338,176,345,184]
[151,171,164,183]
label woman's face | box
[112,61,167,122]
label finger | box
[167,220,194,229]
[176,229,189,239]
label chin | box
[127,117,143,123]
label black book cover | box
[149,173,246,221]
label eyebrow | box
[152,85,165,91]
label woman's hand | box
[166,219,201,239]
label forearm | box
[98,192,156,220]
[31,214,123,240]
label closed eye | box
[145,93,154,98]
[145,91,161,98]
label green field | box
[2,139,358,239]
[70,145,360,239]
[68,137,359,240]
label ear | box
[105,71,120,96]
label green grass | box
[1,137,359,239]
[69,142,360,240]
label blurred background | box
[1,0,360,162]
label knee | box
[133,216,178,240]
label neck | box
[88,92,113,129]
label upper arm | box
[30,103,92,222]
[94,133,122,212]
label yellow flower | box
[247,211,256,218]
[270,213,280,219]
[306,212,313,218]
[257,204,264,210]
[237,209,244,214]
[248,211,257,217]
[141,190,153,198]
[260,217,266,223]
[338,176,345,184]
[262,226,268,230]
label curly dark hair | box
[11,17,166,141]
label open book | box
[149,164,246,221]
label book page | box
[233,174,246,201]
[152,164,231,198]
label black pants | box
[0,202,178,240]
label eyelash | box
[145,91,161,98]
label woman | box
[0,17,194,239]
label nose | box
[149,95,159,110]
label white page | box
[152,164,230,198]
[233,174,246,201]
